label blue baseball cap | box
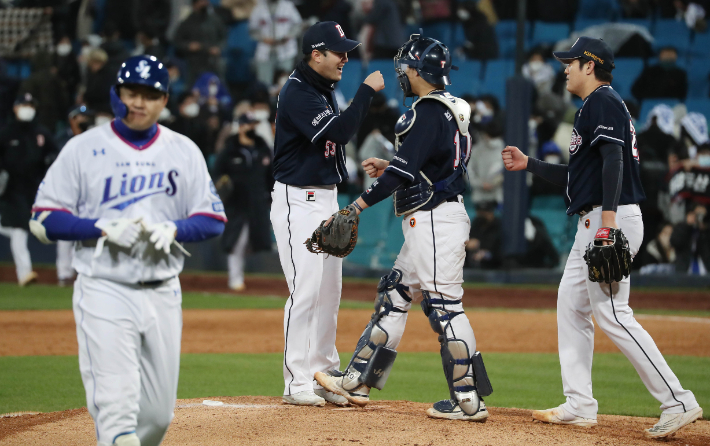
[302,21,360,54]
[553,36,615,72]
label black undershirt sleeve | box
[360,170,408,207]
[525,157,568,187]
[319,84,375,144]
[599,142,623,212]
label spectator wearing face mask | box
[212,112,274,291]
[468,112,505,207]
[456,1,498,60]
[167,92,211,159]
[531,118,566,196]
[250,91,275,150]
[632,47,688,101]
[0,93,59,286]
[55,36,82,105]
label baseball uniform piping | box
[78,275,101,439]
[608,283,686,412]
[283,185,296,394]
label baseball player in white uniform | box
[316,33,493,422]
[503,37,702,438]
[30,55,226,446]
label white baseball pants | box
[271,182,342,395]
[0,225,32,283]
[227,225,249,289]
[558,204,699,418]
[73,275,182,446]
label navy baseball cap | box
[553,37,615,72]
[302,21,361,54]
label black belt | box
[137,276,174,287]
[578,204,600,217]
[446,196,462,203]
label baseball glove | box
[584,227,631,283]
[305,204,359,258]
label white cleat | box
[314,388,350,406]
[426,399,489,422]
[282,390,325,407]
[314,371,370,407]
[645,406,703,438]
[531,406,597,427]
[18,271,38,287]
[114,433,140,446]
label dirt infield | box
[2,397,709,446]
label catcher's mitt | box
[305,204,359,258]
[583,227,631,283]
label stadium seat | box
[422,21,453,48]
[339,60,363,102]
[689,29,710,58]
[530,194,566,211]
[452,23,466,50]
[617,18,653,33]
[653,19,691,55]
[576,0,620,20]
[495,20,528,58]
[610,58,645,99]
[227,21,252,50]
[685,99,710,122]
[481,59,515,103]
[347,199,392,267]
[225,23,256,84]
[448,60,482,98]
[530,22,571,48]
[529,209,574,255]
[639,98,681,123]
[573,18,607,32]
[687,57,710,97]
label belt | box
[137,276,175,287]
[445,195,463,203]
[578,204,601,217]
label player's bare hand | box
[364,71,385,92]
[502,146,528,171]
[362,157,389,178]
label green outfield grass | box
[1,352,708,419]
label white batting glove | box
[93,217,143,258]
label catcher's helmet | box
[394,31,458,101]
[110,55,169,118]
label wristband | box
[351,201,363,212]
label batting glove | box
[145,221,183,255]
[93,217,143,258]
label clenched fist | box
[362,157,389,178]
[502,145,528,171]
[363,71,385,92]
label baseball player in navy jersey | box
[503,37,702,438]
[272,21,384,407]
[315,32,493,422]
[29,55,226,446]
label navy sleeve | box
[360,170,408,207]
[42,211,102,241]
[600,142,623,212]
[586,93,627,149]
[384,102,440,181]
[287,83,374,145]
[175,215,225,243]
[526,157,568,187]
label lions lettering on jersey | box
[101,170,179,209]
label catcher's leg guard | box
[343,269,407,392]
[421,291,492,417]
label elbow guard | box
[29,211,54,244]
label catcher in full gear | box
[502,37,702,438]
[312,32,493,422]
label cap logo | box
[136,60,151,79]
[584,51,603,65]
[335,24,345,37]
[440,61,445,68]
[312,42,325,48]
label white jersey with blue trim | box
[33,121,226,284]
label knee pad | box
[420,290,464,336]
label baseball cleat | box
[282,390,325,407]
[19,271,38,287]
[314,388,350,406]
[531,407,597,427]
[645,406,703,438]
[426,399,489,422]
[314,371,370,407]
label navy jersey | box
[273,70,347,186]
[387,99,471,209]
[566,85,645,215]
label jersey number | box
[324,140,336,158]
[453,131,472,168]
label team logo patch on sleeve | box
[306,191,316,201]
[569,128,583,155]
[409,218,416,227]
[585,219,590,229]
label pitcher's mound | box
[1,396,708,445]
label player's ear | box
[162,94,169,106]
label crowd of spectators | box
[2,0,710,277]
